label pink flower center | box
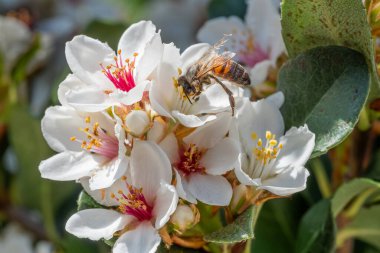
[101,50,137,92]
[70,116,118,159]
[236,34,270,68]
[111,177,153,221]
[176,144,205,176]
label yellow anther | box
[133,52,138,57]
[70,136,76,141]
[111,193,115,198]
[257,139,263,147]
[251,132,257,140]
[121,176,127,181]
[118,190,123,194]
[178,68,182,75]
[266,131,272,140]
[269,140,278,146]
[118,49,122,55]
[85,116,91,123]
[279,144,283,149]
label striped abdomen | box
[212,60,251,86]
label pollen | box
[252,130,282,166]
[251,132,257,140]
[176,144,206,176]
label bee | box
[177,38,251,115]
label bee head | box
[178,76,195,95]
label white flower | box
[125,110,150,136]
[59,20,163,112]
[233,97,315,196]
[150,43,231,128]
[39,105,128,190]
[197,0,285,85]
[159,113,239,206]
[66,141,178,253]
[0,16,31,73]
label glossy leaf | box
[295,199,336,253]
[77,190,104,211]
[203,205,259,243]
[277,46,369,157]
[331,178,380,217]
[281,0,379,97]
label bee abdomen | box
[213,61,251,86]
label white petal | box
[41,106,84,152]
[65,209,132,240]
[136,33,163,82]
[249,60,272,86]
[175,170,197,204]
[118,21,157,61]
[89,157,128,190]
[63,85,115,112]
[237,98,284,150]
[234,155,261,186]
[113,222,160,253]
[57,74,84,107]
[118,80,149,105]
[159,133,180,164]
[188,174,232,206]
[245,0,282,53]
[80,177,123,207]
[39,151,99,181]
[188,84,230,115]
[260,166,310,196]
[147,119,166,143]
[184,113,231,149]
[153,183,178,229]
[180,43,210,72]
[65,35,114,87]
[172,111,216,128]
[197,16,246,49]
[130,141,172,204]
[266,91,284,109]
[275,125,315,168]
[201,138,239,175]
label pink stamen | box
[111,177,153,221]
[176,144,205,176]
[101,50,137,92]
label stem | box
[344,188,377,219]
[311,159,332,198]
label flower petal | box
[118,21,157,62]
[188,174,232,206]
[175,170,197,204]
[196,16,246,50]
[259,166,310,196]
[89,156,129,190]
[188,84,230,115]
[201,138,239,175]
[184,112,231,149]
[234,154,261,186]
[153,183,178,229]
[180,43,210,72]
[65,35,114,87]
[159,133,180,164]
[57,74,83,107]
[113,221,160,253]
[39,151,100,181]
[172,111,216,128]
[130,141,172,204]
[249,60,272,86]
[65,209,133,240]
[275,125,315,168]
[266,91,284,109]
[80,178,122,207]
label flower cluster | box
[39,19,315,253]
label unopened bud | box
[230,184,248,213]
[147,117,166,142]
[125,110,150,136]
[170,204,200,233]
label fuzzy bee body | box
[177,39,251,115]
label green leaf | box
[251,198,300,252]
[157,243,202,253]
[281,0,380,97]
[331,178,380,217]
[277,46,370,157]
[208,0,247,20]
[77,191,105,211]
[337,205,380,250]
[203,205,259,243]
[295,199,336,253]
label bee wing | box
[195,51,235,79]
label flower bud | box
[170,204,200,233]
[230,184,248,212]
[125,110,150,136]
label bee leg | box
[208,75,235,116]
